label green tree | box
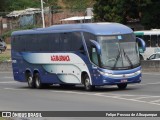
[141,0,160,29]
[0,0,8,16]
[0,0,7,11]
[62,0,94,11]
[93,0,140,24]
[0,0,60,12]
[93,0,159,29]
[4,0,40,11]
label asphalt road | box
[0,72,160,120]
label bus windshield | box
[97,34,140,70]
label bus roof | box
[12,22,133,36]
[134,29,160,36]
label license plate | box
[121,79,128,83]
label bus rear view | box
[11,23,145,91]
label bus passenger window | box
[158,36,160,47]
[143,35,151,47]
[70,32,84,52]
[151,35,158,47]
[60,33,71,51]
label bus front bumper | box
[94,70,142,85]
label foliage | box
[0,50,11,62]
[1,0,160,29]
[93,0,160,29]
[4,0,40,11]
[0,0,94,15]
[93,0,141,24]
[0,0,61,12]
[141,0,160,29]
[62,0,94,11]
[1,25,40,40]
[0,0,7,11]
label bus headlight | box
[135,70,141,75]
[98,70,112,77]
[98,70,141,78]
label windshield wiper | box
[113,50,121,70]
[122,49,133,68]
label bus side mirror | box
[136,37,146,53]
[90,40,101,55]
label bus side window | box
[70,32,84,53]
[17,36,26,51]
[158,35,160,47]
[12,36,17,50]
[91,47,99,65]
[52,34,60,51]
[39,34,50,51]
[151,35,158,47]
[27,35,37,51]
[12,36,22,51]
[143,35,151,47]
[60,33,71,51]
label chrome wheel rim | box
[85,78,90,89]
[35,77,40,87]
[28,76,32,86]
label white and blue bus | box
[11,23,145,90]
[134,29,160,60]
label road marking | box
[0,72,12,73]
[50,90,160,106]
[1,77,13,79]
[134,96,160,100]
[50,90,94,96]
[129,82,160,86]
[150,99,160,103]
[4,88,29,90]
[3,87,160,106]
[143,73,160,75]
[93,93,160,106]
[0,81,16,84]
[4,88,160,106]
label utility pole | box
[41,0,45,28]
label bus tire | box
[34,73,43,89]
[117,83,127,90]
[26,73,35,88]
[84,74,95,91]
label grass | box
[0,117,6,120]
[0,49,11,62]
[0,118,13,120]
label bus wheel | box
[26,73,35,88]
[84,75,95,91]
[117,83,127,90]
[34,73,43,89]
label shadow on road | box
[17,84,140,93]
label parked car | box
[139,54,144,60]
[147,52,160,60]
[0,37,7,53]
